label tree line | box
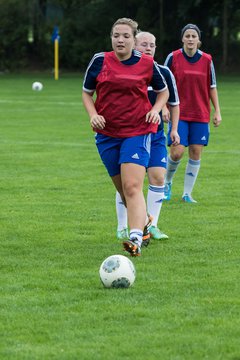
[0,0,239,72]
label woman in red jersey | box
[82,18,169,256]
[164,24,222,203]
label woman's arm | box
[210,87,222,127]
[146,88,169,124]
[82,91,106,130]
[169,104,180,146]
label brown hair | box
[110,18,138,37]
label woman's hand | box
[170,130,180,146]
[90,114,106,129]
[146,110,161,124]
[162,106,171,123]
[212,111,222,127]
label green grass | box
[0,73,240,360]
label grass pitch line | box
[0,140,91,147]
[0,141,239,153]
[0,99,83,107]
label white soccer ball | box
[99,254,136,288]
[32,81,43,91]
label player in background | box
[82,18,169,256]
[163,24,222,203]
[116,31,180,243]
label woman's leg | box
[112,163,147,256]
[182,144,203,202]
[121,163,146,231]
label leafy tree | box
[0,0,239,71]
[0,0,29,70]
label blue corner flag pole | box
[52,26,60,80]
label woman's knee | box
[170,145,184,161]
[148,172,165,186]
[123,179,141,198]
[189,145,203,160]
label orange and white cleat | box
[142,214,153,247]
[123,238,141,257]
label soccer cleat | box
[116,228,129,240]
[123,238,141,257]
[182,194,197,203]
[149,226,169,240]
[142,215,153,247]
[164,182,172,201]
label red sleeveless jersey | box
[171,49,212,123]
[95,51,157,137]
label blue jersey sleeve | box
[82,52,104,92]
[164,53,173,68]
[150,61,167,92]
[210,61,217,88]
[195,50,217,87]
[159,65,179,105]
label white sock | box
[165,155,181,184]
[183,159,200,196]
[129,229,143,247]
[147,184,164,227]
[116,192,128,231]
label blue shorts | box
[167,120,210,147]
[148,130,167,168]
[95,133,151,177]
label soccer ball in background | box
[99,254,136,288]
[32,81,43,91]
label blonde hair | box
[136,31,156,42]
[110,18,139,37]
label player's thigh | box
[111,174,124,197]
[167,120,189,147]
[148,131,167,168]
[119,134,151,169]
[121,163,146,193]
[95,133,121,176]
[189,122,210,146]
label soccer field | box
[1,73,239,360]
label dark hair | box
[181,24,201,40]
